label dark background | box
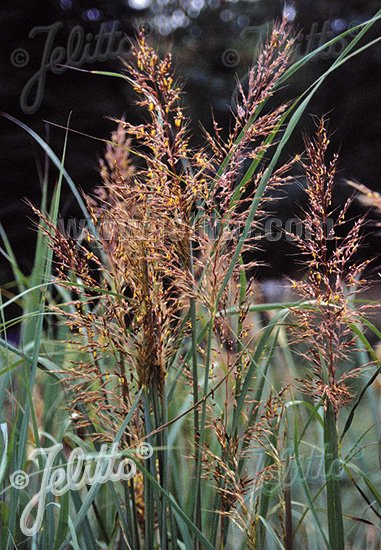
[1,0,381,283]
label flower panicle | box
[34,25,296,441]
[290,118,374,413]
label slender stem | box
[284,456,293,550]
[153,384,168,550]
[193,314,215,547]
[324,400,344,550]
[143,389,155,549]
[188,232,202,538]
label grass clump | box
[1,13,381,550]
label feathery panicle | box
[290,119,372,413]
[34,22,296,467]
